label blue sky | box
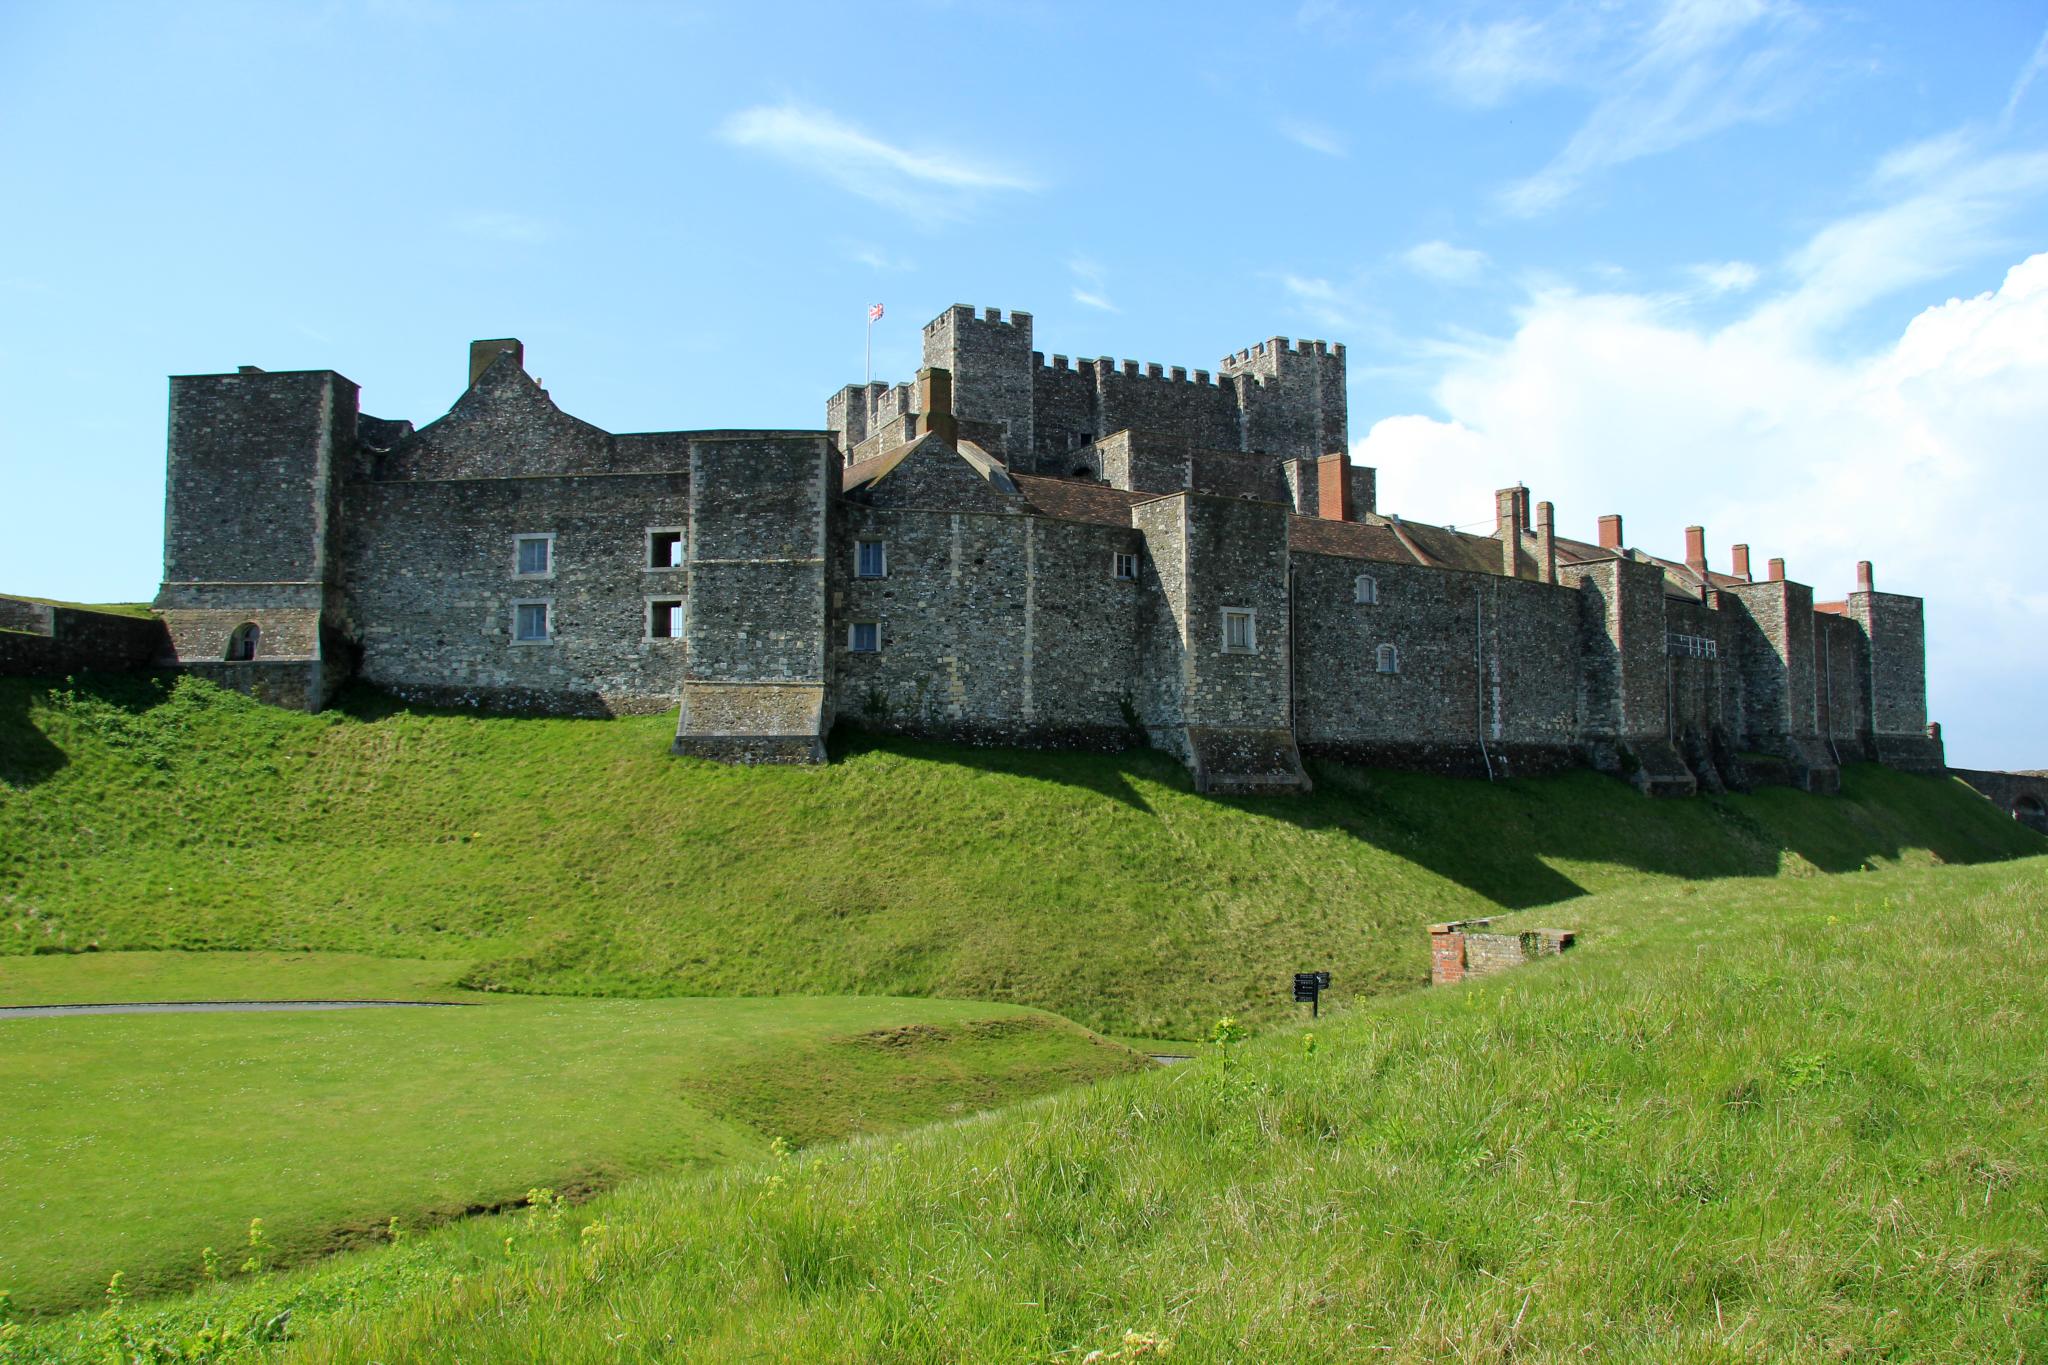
[3,1,2045,767]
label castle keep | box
[148,304,1943,795]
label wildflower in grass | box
[103,1270,126,1311]
[240,1217,269,1275]
[1301,1031,1318,1056]
[1208,1016,1246,1047]
[386,1215,406,1245]
[201,1245,220,1282]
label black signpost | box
[1293,970,1332,1018]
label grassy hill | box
[3,673,2041,1037]
[11,855,2044,1362]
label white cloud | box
[1401,240,1490,284]
[451,211,557,245]
[1069,257,1118,312]
[1280,273,1357,331]
[1354,248,2048,768]
[848,244,915,272]
[718,104,1038,217]
[1689,260,1760,293]
[1278,118,1347,157]
[1500,0,1814,216]
[1421,15,1577,107]
[2005,24,2048,126]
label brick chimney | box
[1856,560,1874,593]
[1684,526,1707,576]
[1496,486,1528,578]
[1535,500,1557,584]
[468,338,524,387]
[1598,514,1623,550]
[1731,543,1751,581]
[916,366,957,443]
[1767,557,1785,582]
[1317,452,1352,521]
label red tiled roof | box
[1287,516,1419,563]
[1012,474,1152,527]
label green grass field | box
[8,856,2042,1362]
[4,675,2038,1036]
[0,953,1146,1315]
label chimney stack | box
[1685,526,1707,575]
[468,338,523,387]
[1317,452,1353,521]
[1496,486,1528,578]
[1731,544,1751,581]
[1535,500,1557,584]
[916,366,957,443]
[1598,514,1623,550]
[1856,560,1874,593]
[1767,557,1786,582]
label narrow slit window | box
[856,540,887,579]
[848,621,880,653]
[648,599,683,638]
[1222,608,1256,654]
[648,530,684,569]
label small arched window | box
[226,622,260,662]
[1072,464,1094,479]
[1355,574,1379,605]
[1375,643,1399,675]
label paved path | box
[0,999,472,1019]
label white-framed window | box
[848,621,880,653]
[1355,574,1379,605]
[647,528,684,570]
[1113,552,1139,581]
[646,597,683,639]
[513,532,555,579]
[1376,643,1399,674]
[512,600,553,644]
[856,540,887,579]
[1222,608,1256,654]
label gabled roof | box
[842,432,1023,512]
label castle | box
[146,303,1944,796]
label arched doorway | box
[225,622,260,662]
[2015,793,2048,835]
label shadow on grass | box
[0,673,186,789]
[826,724,1169,815]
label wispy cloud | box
[1401,240,1489,284]
[1280,273,1358,331]
[1069,257,1118,312]
[719,103,1038,218]
[1421,14,1579,107]
[1487,0,1815,216]
[1278,118,1347,157]
[2003,25,2048,126]
[451,211,557,245]
[848,243,915,272]
[1689,260,1761,293]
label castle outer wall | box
[143,308,1943,798]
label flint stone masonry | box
[0,598,169,677]
[1948,769,2048,835]
[134,301,1945,799]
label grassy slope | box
[0,953,1146,1314]
[4,675,2040,1038]
[0,597,155,619]
[16,856,2043,1363]
[0,951,473,1005]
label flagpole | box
[865,315,872,387]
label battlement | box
[924,304,1034,335]
[1219,337,1345,373]
[1035,352,1227,388]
